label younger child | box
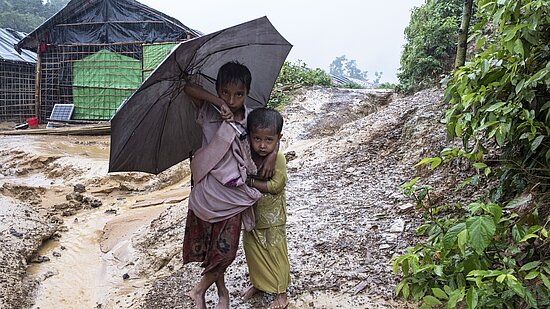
[241,107,290,309]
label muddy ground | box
[0,86,460,308]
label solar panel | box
[49,104,74,121]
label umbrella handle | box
[211,104,248,140]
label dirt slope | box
[0,86,449,309]
[138,86,449,309]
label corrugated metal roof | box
[0,28,37,63]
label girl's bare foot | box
[240,285,260,301]
[268,293,288,309]
[187,287,207,309]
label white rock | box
[398,203,414,211]
[389,219,405,233]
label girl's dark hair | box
[216,61,252,92]
[247,107,284,134]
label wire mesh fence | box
[37,41,177,122]
[0,61,36,123]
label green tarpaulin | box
[72,44,176,120]
[143,43,176,79]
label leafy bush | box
[376,82,397,90]
[268,60,332,109]
[445,0,550,197]
[394,174,549,308]
[392,0,550,308]
[397,0,463,93]
[341,81,365,89]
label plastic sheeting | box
[72,49,141,119]
[16,0,201,51]
[0,28,36,63]
[71,45,175,120]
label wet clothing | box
[183,210,242,274]
[243,151,290,293]
[188,103,260,230]
[183,103,260,273]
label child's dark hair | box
[216,61,252,92]
[247,107,284,134]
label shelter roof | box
[16,0,202,51]
[0,28,37,63]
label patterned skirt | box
[182,209,242,274]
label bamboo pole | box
[34,48,42,120]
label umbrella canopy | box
[109,16,292,174]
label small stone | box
[9,228,23,238]
[90,198,102,208]
[389,219,405,233]
[31,255,50,263]
[398,203,414,212]
[122,273,130,280]
[73,184,86,193]
[52,251,61,257]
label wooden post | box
[34,48,42,120]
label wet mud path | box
[1,87,448,308]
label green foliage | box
[376,82,397,90]
[0,0,68,32]
[341,81,365,89]
[394,174,550,308]
[268,60,332,109]
[445,0,550,198]
[397,0,464,93]
[393,1,550,308]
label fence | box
[37,42,176,121]
[0,61,36,122]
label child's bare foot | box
[268,293,288,309]
[240,285,260,301]
[216,285,230,309]
[187,287,207,309]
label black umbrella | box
[109,16,292,174]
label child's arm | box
[258,142,279,179]
[183,83,233,120]
[248,152,286,193]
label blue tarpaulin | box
[0,28,36,64]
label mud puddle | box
[27,182,189,308]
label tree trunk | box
[455,0,474,68]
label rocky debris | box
[53,186,103,216]
[0,198,58,308]
[0,183,45,205]
[73,183,86,193]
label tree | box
[455,0,474,68]
[329,55,346,76]
[397,0,463,93]
[0,0,68,32]
[329,55,369,80]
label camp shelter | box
[15,0,200,122]
[0,28,37,122]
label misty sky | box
[139,0,425,83]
